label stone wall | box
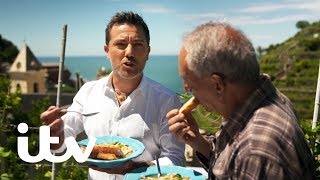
[9,70,47,93]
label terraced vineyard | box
[259,20,320,120]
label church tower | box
[9,44,47,93]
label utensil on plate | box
[155,155,162,177]
[61,109,99,116]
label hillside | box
[259,20,320,120]
[0,35,19,63]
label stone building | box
[8,44,76,94]
[8,44,47,93]
[7,44,77,111]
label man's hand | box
[166,109,201,146]
[40,106,66,150]
[89,160,154,175]
[167,109,212,158]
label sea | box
[39,55,185,94]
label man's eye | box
[133,42,146,49]
[134,42,143,46]
[115,43,127,49]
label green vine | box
[301,120,320,178]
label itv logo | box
[17,123,96,163]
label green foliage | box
[0,147,11,158]
[0,35,19,64]
[56,158,88,180]
[300,120,320,178]
[260,20,320,120]
[296,20,310,29]
[1,173,13,180]
[192,105,221,134]
[5,149,29,179]
[32,163,51,180]
[0,74,88,179]
[61,84,76,93]
[28,96,50,126]
[256,46,264,57]
[0,75,28,179]
[302,38,320,51]
[31,159,88,180]
[0,74,21,132]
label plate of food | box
[124,165,206,180]
[78,136,145,168]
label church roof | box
[9,44,42,72]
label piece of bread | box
[82,144,124,160]
[95,144,123,157]
[97,153,117,160]
[179,96,199,114]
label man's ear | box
[104,45,110,59]
[211,74,225,94]
[146,46,151,61]
[104,45,109,53]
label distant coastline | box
[39,55,185,94]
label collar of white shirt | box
[104,71,148,98]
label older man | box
[167,22,316,179]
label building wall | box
[9,70,47,93]
[10,80,27,93]
[9,50,27,72]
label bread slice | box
[179,96,199,114]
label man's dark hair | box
[105,11,150,45]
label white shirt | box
[57,73,185,180]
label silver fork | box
[61,109,99,116]
[155,155,162,177]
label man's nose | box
[184,82,192,92]
[125,44,134,58]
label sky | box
[1,0,320,56]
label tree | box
[296,20,310,30]
[0,35,19,64]
[256,46,264,57]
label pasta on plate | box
[141,173,190,180]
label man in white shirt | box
[40,11,185,179]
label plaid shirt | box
[196,75,316,180]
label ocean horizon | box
[39,55,185,94]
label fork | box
[61,109,99,116]
[155,155,162,177]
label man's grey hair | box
[183,22,260,84]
